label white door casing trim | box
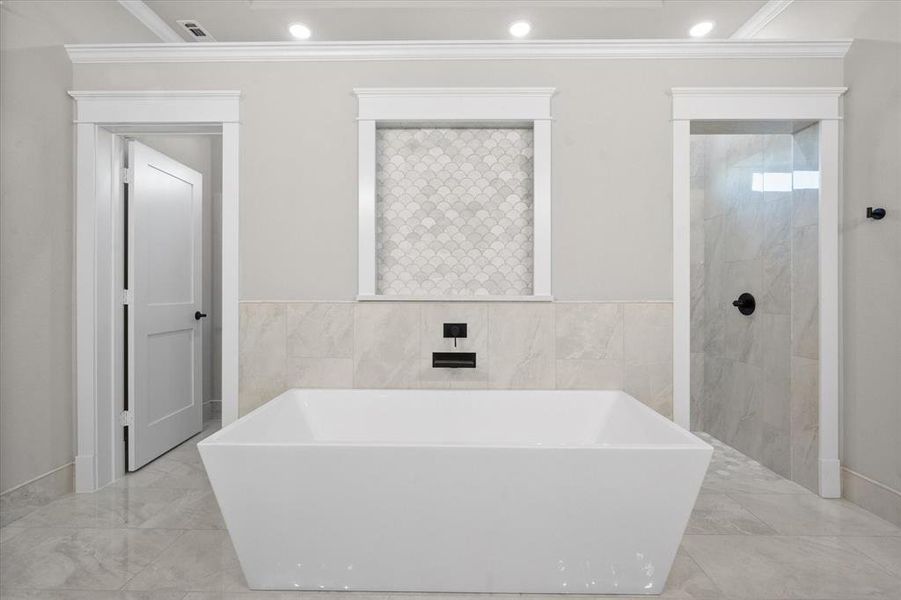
[670,86,847,498]
[70,90,240,492]
[354,87,555,300]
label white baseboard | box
[842,467,901,527]
[0,462,73,497]
[208,399,222,419]
[75,454,96,493]
[819,458,841,498]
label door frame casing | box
[70,91,241,492]
[670,86,847,498]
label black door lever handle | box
[194,311,208,320]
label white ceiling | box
[751,0,900,41]
[143,0,769,42]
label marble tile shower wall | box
[690,127,819,492]
[790,124,820,492]
[239,301,673,417]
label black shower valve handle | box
[732,293,756,316]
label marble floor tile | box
[655,547,725,599]
[12,487,191,529]
[696,433,808,495]
[0,526,26,544]
[182,594,388,600]
[0,527,181,591]
[3,422,899,600]
[135,490,225,530]
[123,530,247,592]
[845,536,901,577]
[512,548,722,599]
[683,534,901,599]
[0,591,186,600]
[0,465,73,527]
[115,455,212,491]
[686,493,777,535]
[387,595,516,600]
[729,493,901,536]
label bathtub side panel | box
[200,444,710,594]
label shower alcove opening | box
[671,87,847,498]
[690,121,821,493]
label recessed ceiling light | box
[289,22,312,40]
[689,21,715,38]
[509,20,531,38]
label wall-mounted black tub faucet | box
[732,293,756,316]
[432,352,477,368]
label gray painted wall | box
[72,58,843,302]
[839,13,901,508]
[0,0,156,494]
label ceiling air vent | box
[176,20,216,42]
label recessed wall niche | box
[375,126,534,296]
[355,88,554,299]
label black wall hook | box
[867,207,886,220]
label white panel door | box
[128,140,203,471]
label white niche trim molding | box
[355,87,555,301]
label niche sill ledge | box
[357,295,554,303]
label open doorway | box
[70,90,239,492]
[119,133,223,473]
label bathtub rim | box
[199,388,713,452]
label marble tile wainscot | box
[239,301,672,418]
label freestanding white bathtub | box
[199,389,711,595]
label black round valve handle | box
[194,311,208,320]
[732,293,756,316]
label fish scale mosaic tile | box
[376,127,534,296]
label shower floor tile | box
[1,423,899,600]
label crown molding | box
[65,39,852,64]
[117,0,183,43]
[731,0,794,39]
[249,0,662,7]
